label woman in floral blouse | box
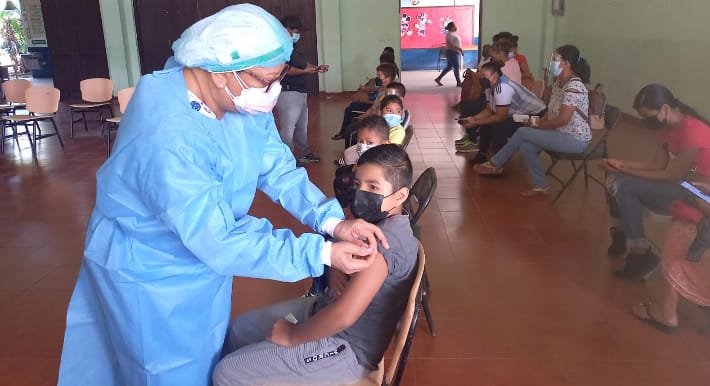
[475,45,592,196]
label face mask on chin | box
[225,72,282,115]
[350,189,394,224]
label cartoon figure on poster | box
[439,16,453,35]
[415,12,432,37]
[401,13,413,37]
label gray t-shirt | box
[313,214,418,370]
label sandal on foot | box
[632,302,677,334]
[331,134,344,140]
[521,186,550,197]
[473,162,503,175]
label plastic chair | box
[403,167,437,336]
[400,125,414,151]
[436,45,447,71]
[3,86,63,153]
[69,78,114,137]
[0,79,32,153]
[102,87,135,157]
[344,241,427,386]
[545,105,621,202]
[1,78,31,111]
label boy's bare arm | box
[268,253,388,347]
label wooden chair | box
[4,86,63,153]
[403,168,437,337]
[545,105,621,202]
[264,242,427,386]
[69,78,114,137]
[345,241,427,386]
[102,87,135,157]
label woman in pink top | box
[602,84,710,281]
[488,40,521,84]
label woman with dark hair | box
[488,38,521,83]
[434,22,464,87]
[602,84,710,280]
[474,45,591,196]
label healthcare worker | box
[58,5,386,386]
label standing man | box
[277,16,329,165]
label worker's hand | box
[330,240,375,274]
[328,268,349,298]
[267,318,296,347]
[318,64,330,73]
[333,219,389,250]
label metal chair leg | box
[421,292,436,336]
[81,111,88,132]
[50,118,64,148]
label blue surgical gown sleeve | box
[257,118,345,232]
[140,119,326,281]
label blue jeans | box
[276,91,311,156]
[606,173,689,249]
[436,49,461,85]
[490,127,589,188]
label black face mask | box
[350,189,393,224]
[479,78,491,90]
[643,116,665,130]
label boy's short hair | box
[385,82,406,98]
[354,115,389,141]
[375,63,397,81]
[356,144,413,189]
[379,95,403,112]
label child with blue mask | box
[379,94,406,145]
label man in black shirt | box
[277,16,329,164]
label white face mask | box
[357,143,374,156]
[225,72,282,115]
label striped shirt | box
[486,75,546,116]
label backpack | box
[567,79,606,130]
[460,69,484,103]
[587,83,606,130]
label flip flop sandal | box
[521,186,550,197]
[632,302,677,334]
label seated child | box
[342,82,407,148]
[213,144,418,386]
[379,95,406,146]
[335,116,391,207]
[332,63,397,141]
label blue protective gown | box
[58,67,344,386]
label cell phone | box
[681,181,710,204]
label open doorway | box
[399,0,480,71]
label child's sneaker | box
[454,134,470,145]
[455,141,479,153]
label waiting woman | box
[632,181,710,333]
[474,45,591,196]
[434,22,464,87]
[603,84,710,280]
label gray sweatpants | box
[212,296,369,386]
[276,91,311,157]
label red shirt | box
[657,115,710,177]
[514,53,528,67]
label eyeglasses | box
[239,64,291,93]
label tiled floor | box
[1,72,710,386]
